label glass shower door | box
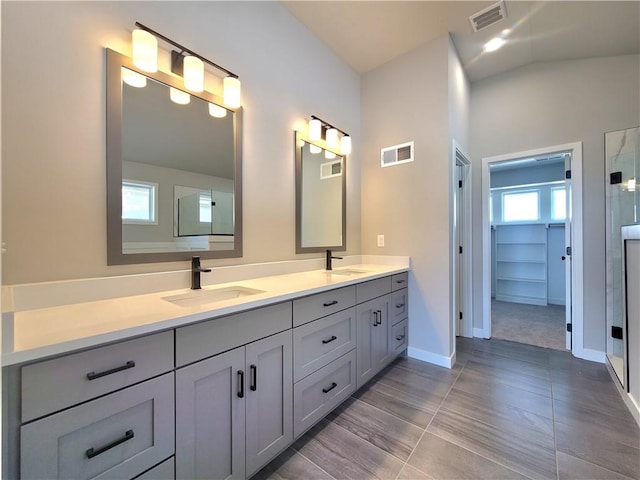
[605,126,639,386]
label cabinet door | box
[176,347,246,480]
[375,295,393,369]
[245,330,293,477]
[356,298,379,388]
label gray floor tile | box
[328,397,424,461]
[442,387,555,439]
[293,419,405,480]
[465,348,551,380]
[428,408,558,479]
[553,397,640,449]
[555,420,640,479]
[453,369,554,419]
[557,451,635,480]
[252,448,335,480]
[464,358,553,397]
[353,378,435,428]
[407,432,530,480]
[374,366,454,413]
[396,464,434,480]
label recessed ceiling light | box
[484,37,505,53]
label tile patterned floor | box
[253,337,640,480]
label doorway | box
[481,143,585,357]
[452,142,472,340]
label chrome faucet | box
[325,249,343,271]
[191,256,211,290]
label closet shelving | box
[494,223,548,305]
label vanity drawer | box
[293,350,356,439]
[391,288,408,325]
[356,277,392,304]
[21,330,174,422]
[176,302,292,367]
[292,286,356,327]
[293,307,356,382]
[391,319,409,354]
[134,457,175,480]
[21,373,174,480]
[391,272,408,291]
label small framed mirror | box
[295,131,346,253]
[106,49,243,264]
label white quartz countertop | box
[2,263,408,366]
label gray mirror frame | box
[106,48,243,265]
[295,131,347,254]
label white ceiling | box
[281,1,640,82]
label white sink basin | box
[327,269,370,276]
[162,286,264,307]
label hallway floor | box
[254,337,639,480]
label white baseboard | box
[407,346,454,369]
[574,347,606,363]
[473,327,489,339]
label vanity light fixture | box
[309,144,322,154]
[308,118,322,141]
[208,102,227,118]
[325,150,337,160]
[309,115,352,155]
[132,28,158,72]
[133,22,241,107]
[169,87,190,105]
[122,68,147,88]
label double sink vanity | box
[2,38,409,480]
[2,260,409,479]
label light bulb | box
[325,150,336,160]
[183,55,204,92]
[132,29,158,73]
[309,119,321,141]
[122,68,147,88]
[170,87,190,105]
[208,103,227,118]
[626,178,636,192]
[340,135,352,155]
[310,144,322,154]
[326,128,338,149]
[223,76,241,108]
[483,37,505,53]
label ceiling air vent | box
[381,141,414,168]
[469,0,507,32]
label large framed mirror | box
[295,131,346,253]
[106,49,242,264]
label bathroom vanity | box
[2,263,409,479]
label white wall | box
[1,1,361,284]
[361,35,469,365]
[470,54,640,352]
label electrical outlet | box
[377,234,385,247]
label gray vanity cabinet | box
[356,295,392,388]
[175,330,293,480]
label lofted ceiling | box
[281,1,640,83]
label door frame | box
[481,142,586,358]
[451,141,473,340]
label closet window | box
[502,190,539,222]
[551,187,566,221]
[122,180,157,224]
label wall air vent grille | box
[381,141,414,168]
[469,0,507,32]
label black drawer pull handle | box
[322,335,338,344]
[86,361,135,381]
[323,300,338,307]
[322,382,338,394]
[396,335,405,341]
[372,311,378,327]
[396,303,405,308]
[250,364,257,391]
[86,430,134,459]
[238,370,245,398]
[396,279,406,284]
[376,310,383,325]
